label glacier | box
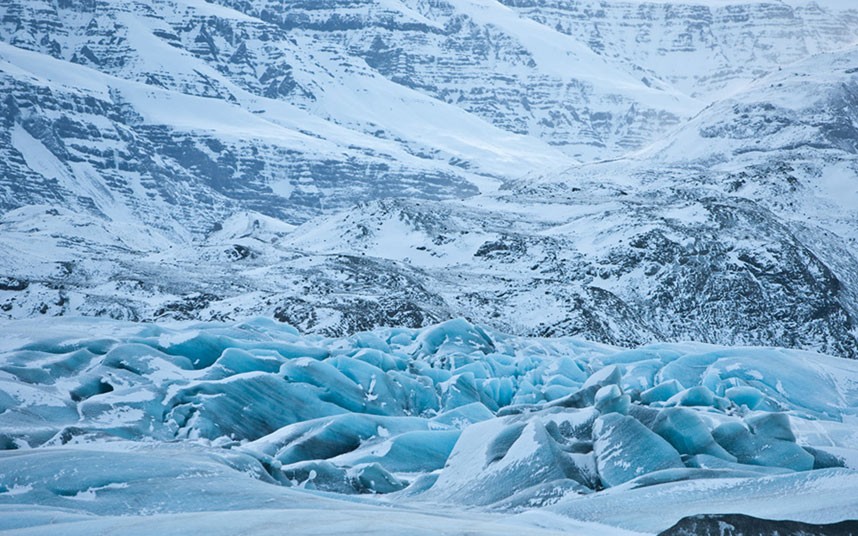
[1,316,857,534]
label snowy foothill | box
[1,317,857,534]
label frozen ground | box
[1,317,857,534]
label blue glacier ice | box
[724,385,768,410]
[593,413,684,487]
[666,385,718,407]
[594,384,630,415]
[712,421,814,471]
[1,316,857,532]
[744,411,796,441]
[651,408,735,460]
[639,379,683,405]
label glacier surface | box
[1,317,857,534]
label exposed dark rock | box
[658,514,858,536]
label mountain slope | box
[1,0,858,357]
[262,47,858,356]
[502,0,858,100]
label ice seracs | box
[1,316,857,533]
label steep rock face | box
[1,0,855,224]
[0,57,481,231]
[502,0,858,99]
[0,0,566,230]
[217,0,696,159]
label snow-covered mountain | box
[503,0,858,99]
[2,0,858,358]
